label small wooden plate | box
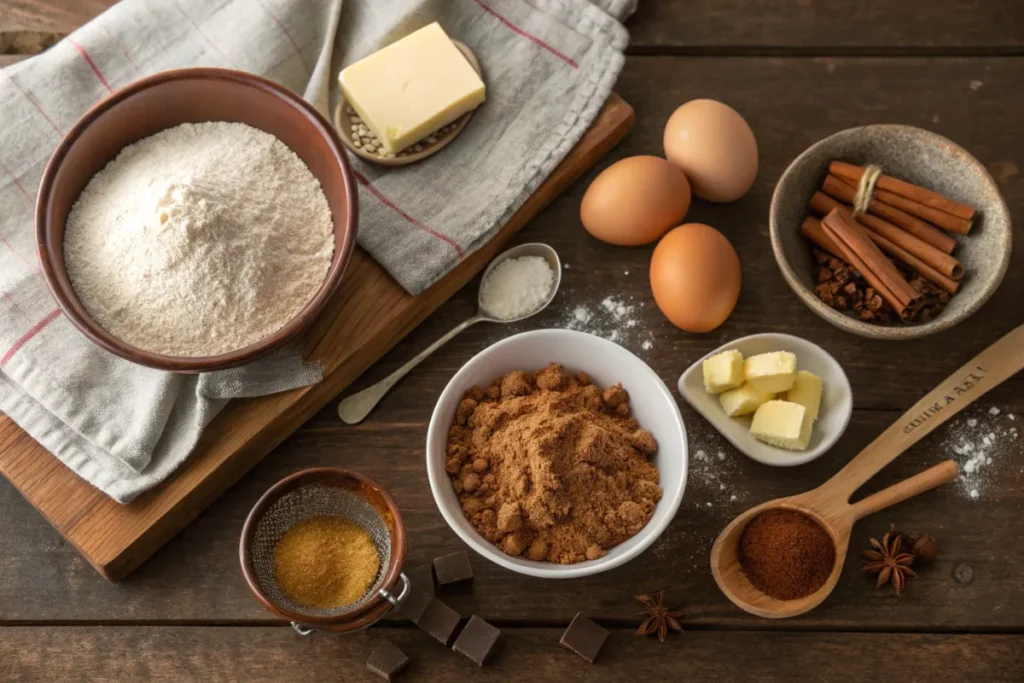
[332,41,483,167]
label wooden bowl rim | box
[238,467,407,628]
[769,123,1012,341]
[35,67,359,373]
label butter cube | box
[719,383,773,417]
[702,349,744,394]
[785,370,823,423]
[743,351,797,394]
[339,22,486,153]
[750,400,811,451]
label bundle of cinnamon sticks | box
[801,161,976,323]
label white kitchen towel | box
[0,0,631,502]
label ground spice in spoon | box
[737,509,836,600]
[273,515,381,609]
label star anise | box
[863,532,917,592]
[635,591,682,642]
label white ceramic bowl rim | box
[426,329,688,579]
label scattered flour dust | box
[557,294,656,353]
[65,122,335,357]
[650,428,749,572]
[942,406,1020,501]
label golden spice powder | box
[273,516,381,610]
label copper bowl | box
[35,68,358,372]
[239,468,408,634]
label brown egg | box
[580,155,691,245]
[649,223,741,332]
[663,99,758,203]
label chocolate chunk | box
[433,551,474,588]
[405,564,435,596]
[399,587,433,624]
[559,612,608,663]
[366,640,409,681]
[418,597,461,646]
[452,615,501,666]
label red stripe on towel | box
[67,38,114,93]
[0,72,64,135]
[0,161,32,204]
[1,309,61,366]
[2,237,39,272]
[354,172,465,258]
[470,0,579,68]
[257,0,310,71]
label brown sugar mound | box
[446,363,662,564]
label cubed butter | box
[719,382,773,417]
[785,370,823,422]
[339,22,486,153]
[743,351,797,394]
[750,400,811,451]
[702,349,744,394]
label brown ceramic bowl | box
[770,124,1011,340]
[35,68,358,372]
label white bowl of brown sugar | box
[426,329,688,579]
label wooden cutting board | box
[0,94,634,581]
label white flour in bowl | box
[64,122,335,357]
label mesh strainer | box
[240,468,408,634]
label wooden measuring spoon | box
[711,322,1024,618]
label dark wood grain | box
[628,2,1024,51]
[3,1,1023,51]
[2,627,1022,682]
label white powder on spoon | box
[479,255,554,320]
[65,122,334,357]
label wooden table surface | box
[2,2,1023,681]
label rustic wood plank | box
[2,407,1021,625]
[1,627,1022,682]
[627,1,1024,50]
[0,0,110,35]
[0,95,634,581]
[2,1,1022,52]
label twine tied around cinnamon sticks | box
[851,164,884,218]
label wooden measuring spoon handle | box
[828,322,1024,500]
[850,460,959,521]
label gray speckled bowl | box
[770,124,1012,340]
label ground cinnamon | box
[273,516,381,609]
[447,364,662,564]
[738,509,836,600]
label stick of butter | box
[743,351,797,394]
[719,382,773,417]
[750,400,811,451]
[785,370,823,422]
[702,349,744,394]
[339,22,486,153]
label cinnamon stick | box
[830,161,976,222]
[804,216,959,295]
[801,216,844,258]
[821,175,957,254]
[809,192,963,280]
[868,184,972,235]
[821,209,920,319]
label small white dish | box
[677,333,852,467]
[427,329,688,579]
